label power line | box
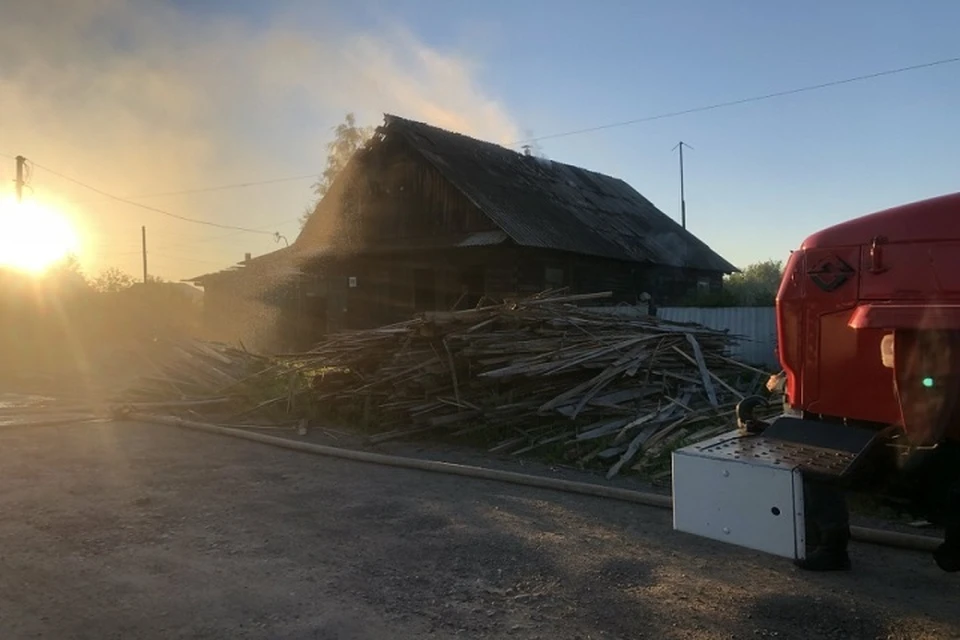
[509,54,960,145]
[148,252,231,266]
[89,218,300,271]
[68,173,317,203]
[150,217,301,254]
[14,53,955,227]
[28,160,279,235]
[6,151,316,203]
[91,247,232,266]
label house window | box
[545,267,564,290]
[696,277,711,292]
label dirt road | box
[0,422,957,639]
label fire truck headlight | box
[881,333,895,369]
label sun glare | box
[0,198,80,273]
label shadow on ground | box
[0,421,956,639]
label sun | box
[0,198,81,273]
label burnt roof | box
[381,114,736,273]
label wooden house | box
[190,115,735,348]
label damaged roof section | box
[381,115,736,273]
[186,246,305,288]
[192,115,736,287]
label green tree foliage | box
[1,257,200,384]
[683,259,785,307]
[724,259,785,305]
[300,113,375,228]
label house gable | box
[383,115,736,273]
[295,132,503,256]
[295,114,735,274]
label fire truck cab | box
[672,192,960,571]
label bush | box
[681,259,784,307]
[0,261,202,385]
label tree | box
[300,113,375,227]
[724,259,784,305]
[42,253,90,295]
[681,259,785,307]
[92,267,136,293]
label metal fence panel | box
[657,307,778,369]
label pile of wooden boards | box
[116,339,272,412]
[284,292,774,477]
[108,292,775,476]
[0,394,105,429]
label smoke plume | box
[0,0,519,281]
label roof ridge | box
[382,114,636,186]
[380,114,735,273]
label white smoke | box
[0,0,520,281]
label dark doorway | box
[458,265,484,309]
[413,268,435,311]
[299,293,327,347]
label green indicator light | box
[922,377,935,389]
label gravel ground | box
[0,421,958,639]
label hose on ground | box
[127,413,941,554]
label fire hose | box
[127,413,941,554]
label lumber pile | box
[0,394,104,429]
[109,292,775,476]
[284,292,773,477]
[116,338,271,409]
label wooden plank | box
[521,292,613,306]
[606,420,666,479]
[672,345,745,402]
[442,339,461,407]
[683,334,719,407]
[573,417,632,441]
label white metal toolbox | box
[672,431,807,560]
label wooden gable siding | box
[324,137,498,250]
[513,249,640,304]
[638,265,723,304]
[300,248,506,332]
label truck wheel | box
[933,543,960,573]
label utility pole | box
[141,226,148,283]
[673,142,693,229]
[15,156,26,204]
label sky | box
[0,0,957,282]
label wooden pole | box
[141,226,148,283]
[673,142,693,229]
[15,156,26,204]
[679,143,686,229]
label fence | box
[657,306,778,369]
